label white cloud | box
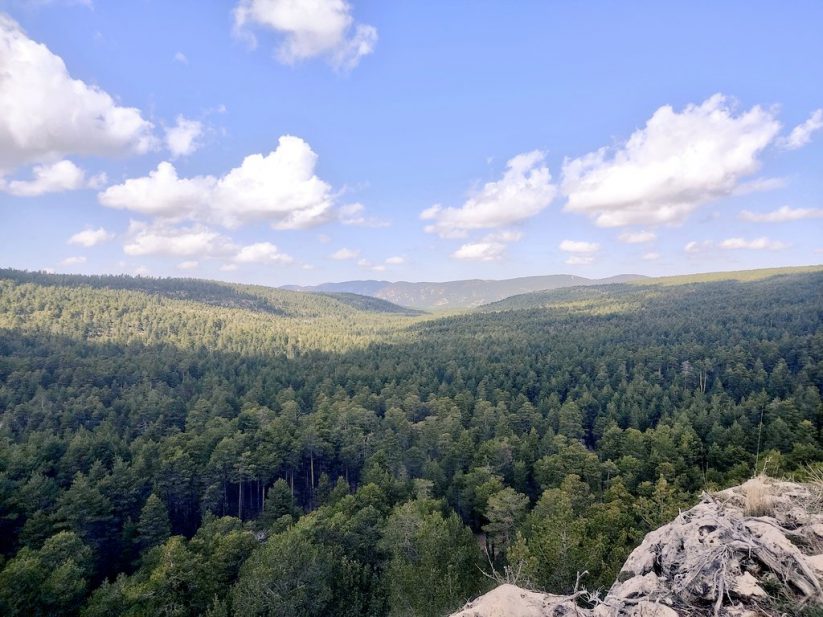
[452,241,506,261]
[99,161,214,218]
[100,136,333,229]
[330,247,359,260]
[780,109,823,150]
[338,202,389,227]
[123,221,236,258]
[234,242,293,264]
[562,94,781,227]
[719,237,788,250]
[177,260,199,270]
[731,176,786,196]
[423,151,556,238]
[134,265,150,276]
[618,230,656,244]
[0,15,155,172]
[220,263,238,272]
[59,255,86,266]
[450,229,524,262]
[559,240,599,253]
[385,256,405,265]
[68,226,114,247]
[233,0,377,70]
[739,205,823,223]
[2,159,105,196]
[642,252,661,261]
[684,240,711,254]
[357,258,386,272]
[174,51,189,65]
[559,239,599,265]
[165,115,203,158]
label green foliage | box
[0,531,92,617]
[231,527,335,617]
[381,500,486,616]
[137,493,171,551]
[0,267,821,613]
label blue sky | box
[0,0,821,286]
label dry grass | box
[800,463,823,514]
[744,476,775,517]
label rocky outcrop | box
[450,584,584,617]
[450,477,823,617]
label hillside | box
[480,265,823,313]
[0,268,426,355]
[0,267,821,616]
[283,273,647,310]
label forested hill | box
[480,264,823,312]
[0,266,821,616]
[0,268,422,318]
[283,273,646,310]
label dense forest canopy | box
[0,266,821,616]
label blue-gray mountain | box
[283,274,647,310]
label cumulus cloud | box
[0,15,155,172]
[642,252,661,261]
[177,260,199,270]
[684,240,711,254]
[719,237,787,250]
[233,0,377,70]
[99,161,214,218]
[59,256,86,266]
[338,202,389,227]
[1,160,106,196]
[422,151,556,238]
[357,258,386,272]
[562,94,781,227]
[99,136,334,229]
[68,226,114,247]
[234,242,293,264]
[174,51,189,65]
[330,247,359,260]
[452,241,506,262]
[451,230,524,262]
[165,116,203,158]
[123,221,236,258]
[385,256,405,265]
[780,109,823,150]
[618,230,656,244]
[559,240,599,253]
[559,239,599,265]
[739,205,823,223]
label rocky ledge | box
[451,477,823,617]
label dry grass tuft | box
[744,476,775,517]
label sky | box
[0,0,822,286]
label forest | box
[0,267,821,616]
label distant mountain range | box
[282,274,647,310]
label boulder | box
[451,477,823,617]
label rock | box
[449,583,589,617]
[732,572,766,599]
[627,602,678,617]
[809,554,823,575]
[451,477,823,617]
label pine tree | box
[137,493,172,551]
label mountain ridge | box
[283,273,648,310]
